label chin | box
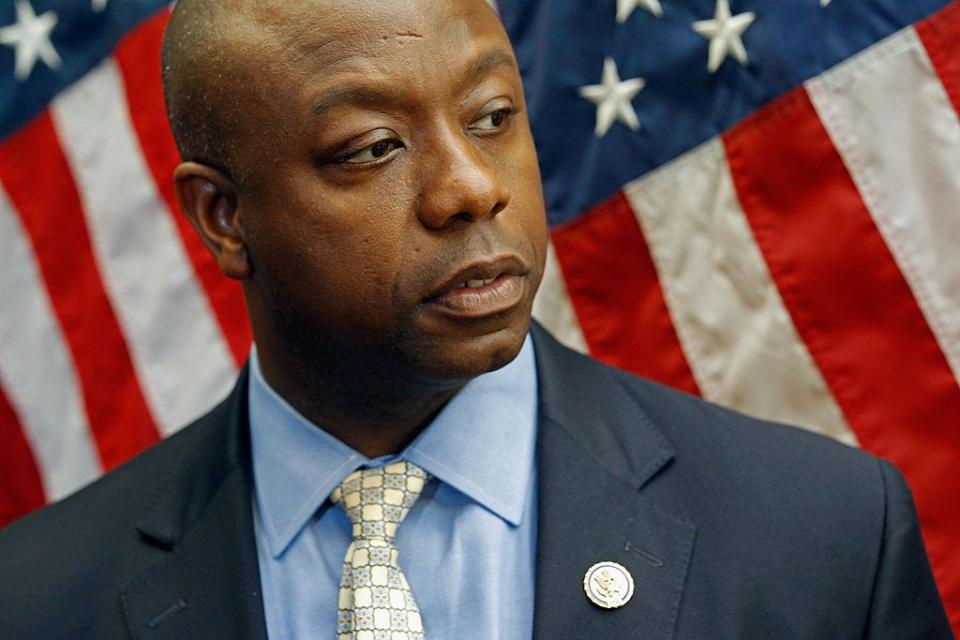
[412,315,531,383]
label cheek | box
[256,227,414,346]
[309,227,406,300]
[348,231,407,298]
[247,196,412,328]
[505,142,549,263]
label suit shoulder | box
[0,393,236,631]
[533,327,879,475]
[542,338,889,508]
[535,330,948,635]
[2,396,228,539]
[601,356,876,468]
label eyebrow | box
[458,48,518,92]
[307,48,518,121]
[309,86,403,121]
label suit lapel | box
[531,325,696,640]
[120,369,268,640]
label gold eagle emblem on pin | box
[583,561,635,609]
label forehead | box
[247,0,509,84]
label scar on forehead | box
[380,31,423,42]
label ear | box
[174,162,250,280]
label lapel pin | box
[583,561,635,609]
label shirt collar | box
[248,335,539,557]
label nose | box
[416,126,510,230]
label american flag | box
[0,0,957,633]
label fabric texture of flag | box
[0,0,958,633]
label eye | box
[341,138,404,164]
[471,107,516,132]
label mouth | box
[423,255,528,319]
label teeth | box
[458,276,501,290]
[462,276,499,289]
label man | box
[0,0,952,638]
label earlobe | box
[173,162,251,280]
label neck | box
[325,391,461,458]
[255,342,464,459]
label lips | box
[424,255,527,318]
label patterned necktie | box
[330,461,430,640]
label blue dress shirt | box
[249,336,539,639]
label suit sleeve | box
[864,460,954,639]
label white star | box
[92,0,109,12]
[820,0,831,6]
[0,0,61,81]
[579,57,646,137]
[692,0,756,73]
[617,0,663,22]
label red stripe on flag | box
[917,1,960,120]
[0,113,160,470]
[551,192,700,395]
[723,87,960,630]
[113,9,252,366]
[0,382,45,527]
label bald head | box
[161,0,255,179]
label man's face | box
[230,0,547,387]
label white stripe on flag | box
[51,58,237,436]
[623,139,856,444]
[533,241,589,354]
[0,183,101,500]
[807,28,960,384]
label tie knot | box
[330,461,430,541]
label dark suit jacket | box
[0,325,952,639]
